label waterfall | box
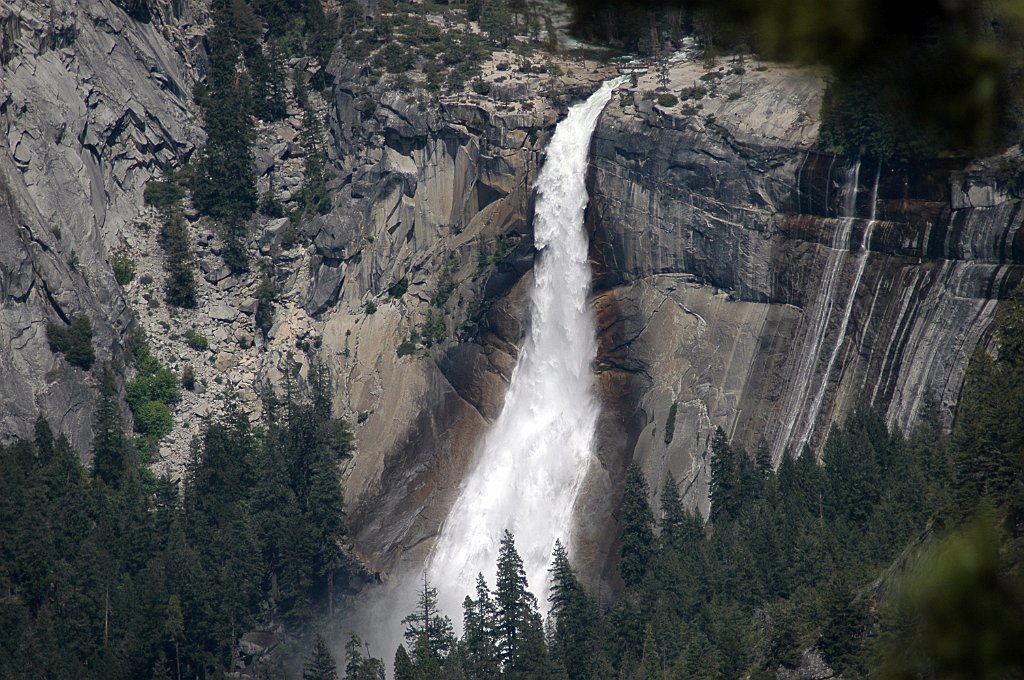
[426,77,625,629]
[795,164,882,450]
[772,161,866,464]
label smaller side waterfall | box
[772,161,862,463]
[796,164,882,450]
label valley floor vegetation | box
[351,289,1024,680]
[8,297,1021,679]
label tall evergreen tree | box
[303,634,338,680]
[402,572,456,665]
[463,574,500,680]
[192,0,257,224]
[548,541,596,680]
[492,531,545,675]
[92,368,133,489]
[619,464,655,589]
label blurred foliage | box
[875,511,1024,680]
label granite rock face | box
[313,53,614,576]
[0,0,199,452]
[577,57,1024,592]
[2,0,1022,606]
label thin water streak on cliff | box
[772,160,862,464]
[796,162,882,451]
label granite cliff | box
[1,0,1022,600]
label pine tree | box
[463,575,500,680]
[548,541,596,680]
[402,572,456,664]
[394,645,416,680]
[658,473,691,552]
[755,440,772,477]
[294,74,330,215]
[619,464,655,589]
[493,530,545,674]
[709,428,748,525]
[192,0,257,223]
[92,368,135,489]
[634,625,664,680]
[304,634,339,680]
[160,209,198,308]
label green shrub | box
[365,300,378,315]
[126,344,180,445]
[259,191,286,218]
[112,252,136,286]
[422,310,446,345]
[396,335,416,357]
[143,179,185,211]
[127,345,180,406]
[46,316,96,370]
[432,265,455,307]
[181,364,196,391]
[664,402,678,445]
[126,367,180,410]
[656,93,679,107]
[133,400,173,440]
[184,329,209,351]
[255,278,276,339]
[679,85,708,101]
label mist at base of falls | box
[348,78,626,659]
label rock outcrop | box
[313,51,614,574]
[0,0,200,451]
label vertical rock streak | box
[428,78,625,626]
[797,163,882,450]
[772,161,866,463]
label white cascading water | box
[795,164,881,450]
[428,77,625,628]
[771,161,862,464]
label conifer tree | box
[634,625,664,680]
[619,464,655,589]
[161,209,198,308]
[548,541,596,680]
[394,645,416,680]
[658,473,689,552]
[294,74,330,215]
[303,634,339,680]
[463,575,500,680]
[402,572,456,665]
[92,368,133,489]
[192,0,257,224]
[493,530,545,674]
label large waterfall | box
[427,78,624,627]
